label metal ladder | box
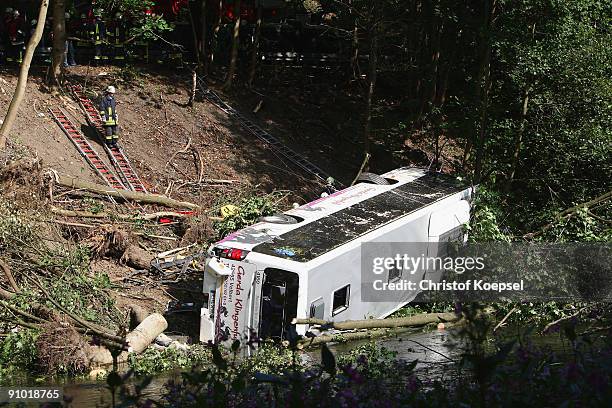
[49,108,126,190]
[70,85,148,193]
[196,78,341,187]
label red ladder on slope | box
[48,108,126,190]
[70,85,148,193]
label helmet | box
[93,8,102,17]
[80,13,86,19]
[106,86,116,94]
[65,12,71,19]
[13,10,20,17]
[5,7,13,14]
[115,12,123,19]
[31,19,37,26]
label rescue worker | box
[0,8,13,64]
[99,86,119,147]
[92,9,107,65]
[108,12,127,65]
[64,12,77,66]
[7,10,25,65]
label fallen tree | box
[55,174,200,210]
[292,312,460,330]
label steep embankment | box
[0,66,320,209]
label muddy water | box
[13,327,572,406]
[54,328,469,406]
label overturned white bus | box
[200,168,473,344]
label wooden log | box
[55,174,200,210]
[126,313,168,354]
[292,312,460,330]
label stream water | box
[6,327,573,407]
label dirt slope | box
[1,66,321,210]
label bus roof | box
[252,172,468,262]
[214,169,469,263]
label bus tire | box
[258,214,299,224]
[356,172,390,185]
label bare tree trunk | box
[0,0,50,149]
[507,87,530,185]
[363,19,378,157]
[200,0,208,74]
[50,0,66,85]
[464,0,496,179]
[473,0,496,184]
[209,0,223,70]
[350,23,359,79]
[247,0,262,88]
[187,0,201,66]
[223,0,242,89]
[188,69,198,106]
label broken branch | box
[54,174,200,210]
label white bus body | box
[200,168,473,344]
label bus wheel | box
[258,214,299,224]
[355,172,391,185]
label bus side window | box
[309,298,325,320]
[332,285,350,316]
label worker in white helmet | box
[99,86,119,147]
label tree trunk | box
[0,0,50,149]
[223,0,241,89]
[56,174,200,209]
[209,0,223,69]
[507,87,530,186]
[363,24,378,156]
[293,312,460,330]
[468,0,496,183]
[188,69,197,106]
[200,0,208,74]
[247,0,262,88]
[50,0,66,85]
[187,0,201,66]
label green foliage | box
[391,302,455,318]
[543,207,612,242]
[336,342,398,378]
[213,193,283,238]
[0,199,35,252]
[129,14,174,42]
[466,187,512,242]
[128,345,212,376]
[37,246,120,327]
[240,342,296,374]
[0,329,39,381]
[303,0,323,13]
[83,197,105,214]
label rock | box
[155,333,173,347]
[168,341,189,351]
[89,368,107,379]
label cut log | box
[55,174,200,210]
[292,312,460,330]
[126,313,168,354]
